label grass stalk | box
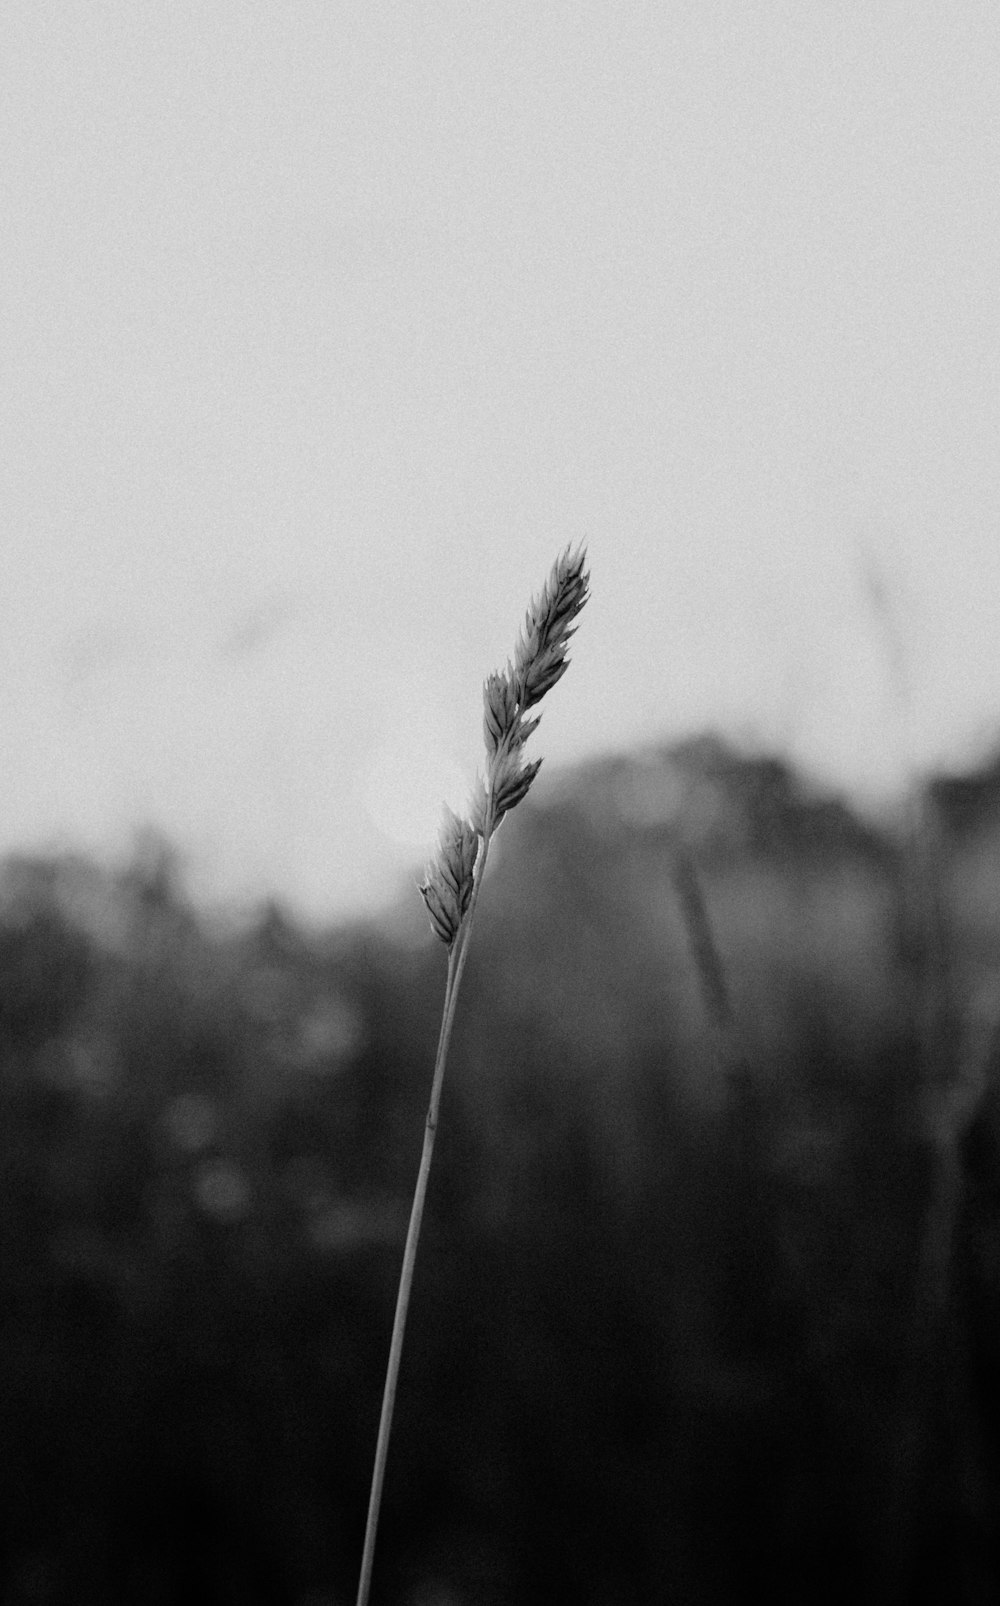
[354,944,456,1606]
[355,822,495,1606]
[355,547,588,1605]
[858,552,998,1595]
[671,843,740,1088]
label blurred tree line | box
[3,736,1000,1604]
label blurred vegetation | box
[3,735,1000,1603]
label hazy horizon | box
[5,2,1000,920]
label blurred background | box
[4,1,1000,1600]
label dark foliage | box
[1,737,1000,1603]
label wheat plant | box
[355,544,590,1606]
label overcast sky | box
[3,1,1000,920]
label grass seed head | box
[418,544,589,942]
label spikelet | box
[418,807,479,946]
[482,668,519,758]
[490,751,543,824]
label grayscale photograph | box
[2,4,999,1602]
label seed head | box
[418,544,589,942]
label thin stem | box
[355,819,495,1606]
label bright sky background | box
[3,0,1000,920]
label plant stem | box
[355,821,494,1606]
